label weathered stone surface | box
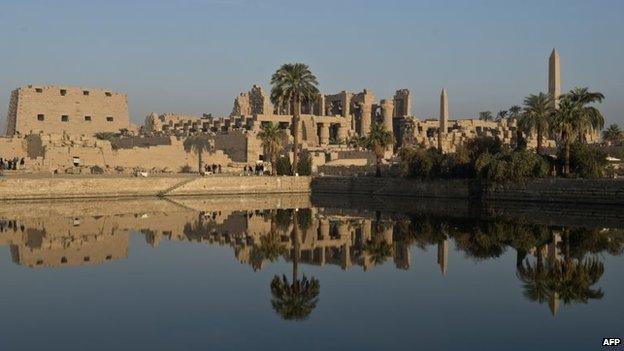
[6,85,129,137]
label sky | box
[1,0,623,128]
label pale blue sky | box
[1,0,623,127]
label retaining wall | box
[0,175,311,200]
[311,176,624,205]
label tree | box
[257,122,286,176]
[270,63,319,174]
[552,88,605,174]
[565,87,605,142]
[479,111,493,121]
[509,105,522,119]
[496,110,508,121]
[362,122,394,177]
[183,136,213,173]
[519,92,554,155]
[602,124,623,144]
[269,211,320,320]
[551,98,578,175]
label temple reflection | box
[0,196,622,317]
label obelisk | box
[439,89,448,133]
[548,49,561,108]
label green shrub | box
[465,136,503,162]
[479,149,549,182]
[559,142,608,178]
[297,153,312,176]
[400,146,474,179]
[398,147,437,179]
[275,156,293,176]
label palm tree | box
[362,122,394,177]
[479,111,493,121]
[564,87,605,142]
[509,105,522,119]
[519,92,554,155]
[602,124,623,144]
[551,98,579,175]
[257,122,286,176]
[496,110,508,121]
[270,63,319,173]
[269,210,320,321]
[183,136,213,173]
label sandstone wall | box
[167,176,311,196]
[0,175,311,200]
[7,85,129,136]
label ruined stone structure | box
[230,85,273,116]
[399,88,521,153]
[393,89,411,118]
[5,85,129,137]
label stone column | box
[337,122,348,142]
[337,220,349,239]
[319,218,330,239]
[342,92,351,118]
[319,123,330,146]
[362,219,372,242]
[380,99,394,133]
[341,243,351,269]
[360,103,372,136]
[317,94,326,116]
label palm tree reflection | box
[269,210,320,321]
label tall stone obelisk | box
[439,89,448,133]
[438,89,449,152]
[548,49,561,108]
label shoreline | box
[0,175,623,207]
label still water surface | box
[0,195,622,350]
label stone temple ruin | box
[0,50,599,174]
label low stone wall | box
[483,178,624,205]
[0,175,311,200]
[311,176,624,205]
[311,176,475,199]
[166,176,311,196]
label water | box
[0,195,622,351]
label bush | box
[275,156,293,176]
[296,153,312,176]
[180,165,193,173]
[559,142,608,178]
[398,147,437,179]
[399,146,473,179]
[90,165,105,174]
[478,149,549,182]
[465,136,503,162]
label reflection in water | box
[1,201,622,318]
[270,210,320,321]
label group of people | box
[242,163,267,176]
[0,157,25,171]
[203,163,222,175]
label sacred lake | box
[0,194,622,351]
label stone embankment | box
[0,175,311,200]
[311,176,624,205]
